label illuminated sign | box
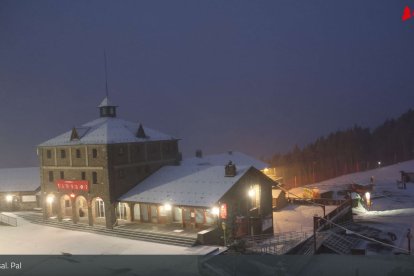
[56,180,89,191]
[220,203,227,219]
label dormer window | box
[70,128,80,141]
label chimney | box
[195,149,203,158]
[225,161,237,177]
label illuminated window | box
[251,184,261,209]
[116,202,127,220]
[205,210,215,225]
[159,205,166,216]
[95,199,105,218]
[195,209,204,223]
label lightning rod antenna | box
[104,50,109,98]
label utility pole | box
[407,228,412,254]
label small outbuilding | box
[272,189,287,210]
[119,162,274,241]
[0,167,41,211]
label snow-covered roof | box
[0,167,40,192]
[120,165,251,207]
[39,117,176,146]
[181,151,268,170]
[98,97,116,107]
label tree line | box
[269,109,414,189]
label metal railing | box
[243,230,313,255]
[0,213,17,227]
[316,199,352,232]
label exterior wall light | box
[212,207,220,216]
[47,196,54,204]
[6,195,13,202]
[248,188,255,198]
[164,203,172,211]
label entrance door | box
[133,204,141,221]
[182,207,195,228]
[150,205,158,223]
[173,207,182,223]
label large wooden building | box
[38,98,275,237]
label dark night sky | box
[1,0,414,168]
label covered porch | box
[117,202,220,232]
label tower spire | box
[98,50,117,118]
[104,50,109,98]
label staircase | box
[322,231,361,254]
[16,212,197,247]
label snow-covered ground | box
[0,213,219,255]
[288,159,414,254]
[273,205,337,233]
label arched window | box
[95,198,105,218]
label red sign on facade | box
[220,203,227,219]
[56,180,89,191]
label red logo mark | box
[403,6,412,21]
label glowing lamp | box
[365,192,370,201]
[212,207,220,216]
[164,203,172,211]
[248,188,255,198]
[6,195,13,202]
[46,196,54,204]
[70,193,75,198]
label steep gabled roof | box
[39,117,176,146]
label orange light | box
[70,193,75,198]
